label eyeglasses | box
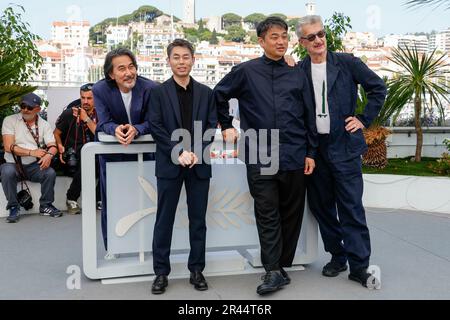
[301,30,326,42]
[80,83,94,92]
[20,104,37,111]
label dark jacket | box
[147,78,217,179]
[93,76,158,137]
[299,51,387,162]
[213,55,318,172]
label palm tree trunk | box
[414,92,423,162]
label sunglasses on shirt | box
[20,104,37,111]
[301,30,326,42]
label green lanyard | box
[322,80,326,114]
[318,80,328,118]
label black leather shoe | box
[151,275,168,294]
[256,271,286,295]
[190,271,208,291]
[322,261,348,277]
[280,267,291,285]
[349,268,379,288]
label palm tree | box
[404,0,450,9]
[0,55,36,110]
[384,46,450,162]
[357,82,393,169]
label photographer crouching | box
[53,83,100,214]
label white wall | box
[363,174,450,214]
[387,127,449,158]
[45,86,80,129]
[0,177,73,217]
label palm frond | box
[0,84,37,109]
[0,54,37,110]
[404,0,450,10]
[383,45,450,160]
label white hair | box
[296,15,324,38]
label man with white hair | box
[296,15,386,288]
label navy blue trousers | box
[152,169,210,276]
[307,134,371,272]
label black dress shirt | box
[173,77,193,133]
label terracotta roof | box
[39,51,63,60]
[52,21,90,27]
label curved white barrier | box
[363,174,450,214]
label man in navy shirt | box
[214,17,318,295]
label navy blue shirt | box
[213,55,318,171]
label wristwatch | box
[84,117,92,124]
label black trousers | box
[246,165,306,271]
[66,157,100,202]
[152,169,210,276]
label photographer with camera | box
[53,83,100,214]
[1,93,61,223]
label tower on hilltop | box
[183,0,196,24]
[305,2,316,16]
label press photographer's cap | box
[20,93,42,108]
[80,83,94,92]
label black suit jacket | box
[148,78,217,179]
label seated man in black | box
[53,83,100,214]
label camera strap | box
[10,144,32,193]
[23,116,40,148]
[64,117,80,152]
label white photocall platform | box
[82,133,318,282]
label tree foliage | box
[0,5,42,83]
[244,13,266,29]
[224,25,247,43]
[0,6,39,137]
[222,13,242,29]
[90,5,167,44]
[210,29,219,45]
[287,18,300,32]
[183,25,220,44]
[269,13,287,20]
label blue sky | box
[2,0,449,39]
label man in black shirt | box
[54,83,100,214]
[148,39,217,294]
[213,17,318,295]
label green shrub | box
[429,139,450,176]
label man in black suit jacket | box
[148,39,217,294]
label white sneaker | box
[66,200,81,214]
[104,252,119,260]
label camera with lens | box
[17,189,33,210]
[63,147,78,173]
